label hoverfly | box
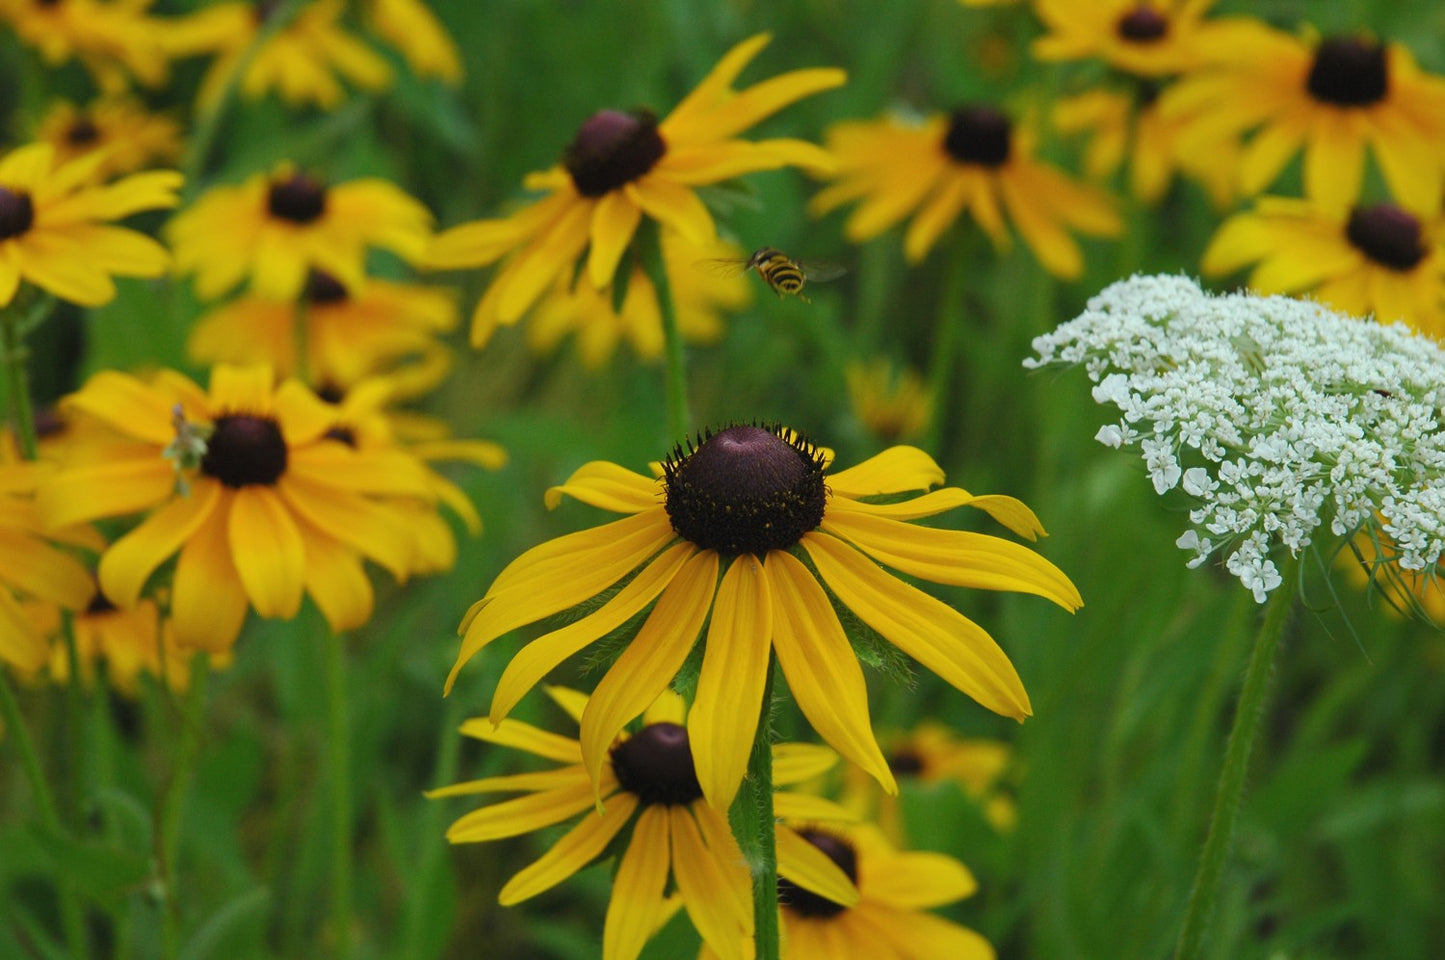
[700,247,846,302]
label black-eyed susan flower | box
[844,358,933,445]
[701,823,994,960]
[446,424,1082,811]
[843,723,1017,839]
[167,164,432,302]
[0,143,180,307]
[811,106,1121,277]
[1031,0,1218,76]
[1052,85,1237,208]
[0,0,171,91]
[427,33,843,345]
[164,0,391,110]
[363,0,462,83]
[34,98,184,182]
[0,461,98,671]
[1161,23,1445,211]
[428,686,859,960]
[188,269,458,385]
[526,230,752,366]
[1202,196,1445,337]
[37,364,438,651]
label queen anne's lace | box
[1025,275,1445,602]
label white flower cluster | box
[1024,275,1445,602]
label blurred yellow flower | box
[168,163,432,302]
[0,142,180,307]
[811,106,1121,277]
[38,365,439,651]
[188,269,458,386]
[164,0,391,109]
[0,460,98,671]
[845,358,932,445]
[428,33,843,347]
[34,98,184,181]
[364,0,462,83]
[526,230,752,366]
[1162,23,1445,211]
[0,0,171,91]
[1202,196,1445,337]
[1031,0,1219,76]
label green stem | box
[1173,555,1300,960]
[728,652,779,960]
[921,231,970,456]
[638,221,691,441]
[323,630,354,959]
[1,303,38,459]
[158,652,210,960]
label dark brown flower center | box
[778,829,858,919]
[1116,4,1169,43]
[200,414,288,487]
[65,117,100,146]
[609,722,704,807]
[86,590,118,616]
[1345,204,1426,270]
[305,269,349,304]
[887,748,925,777]
[942,105,1012,167]
[324,425,358,447]
[1306,36,1388,107]
[662,424,828,557]
[253,0,281,23]
[564,109,667,197]
[0,187,35,240]
[267,172,327,224]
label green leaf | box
[179,886,271,960]
[27,823,152,906]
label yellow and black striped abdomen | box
[753,249,806,297]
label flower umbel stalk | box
[0,296,47,459]
[729,651,780,960]
[638,220,691,442]
[1174,554,1299,960]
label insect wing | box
[696,257,754,278]
[798,260,847,284]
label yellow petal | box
[689,554,773,810]
[767,551,895,794]
[587,190,642,289]
[170,503,250,651]
[578,549,717,792]
[544,461,661,513]
[827,446,944,497]
[456,716,582,764]
[776,824,860,907]
[227,487,305,619]
[863,849,978,908]
[602,805,672,960]
[803,532,1031,720]
[669,806,752,960]
[98,481,221,608]
[445,779,596,843]
[498,792,638,904]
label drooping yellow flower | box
[0,461,98,671]
[1202,196,1445,337]
[1031,0,1219,76]
[811,106,1121,277]
[526,230,753,366]
[37,364,439,651]
[428,686,859,960]
[163,0,391,110]
[844,358,933,445]
[0,143,180,307]
[1161,23,1445,211]
[188,269,458,386]
[34,98,184,181]
[168,164,432,302]
[363,0,462,83]
[1052,85,1237,208]
[427,33,844,347]
[446,424,1081,812]
[700,823,994,960]
[0,0,171,92]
